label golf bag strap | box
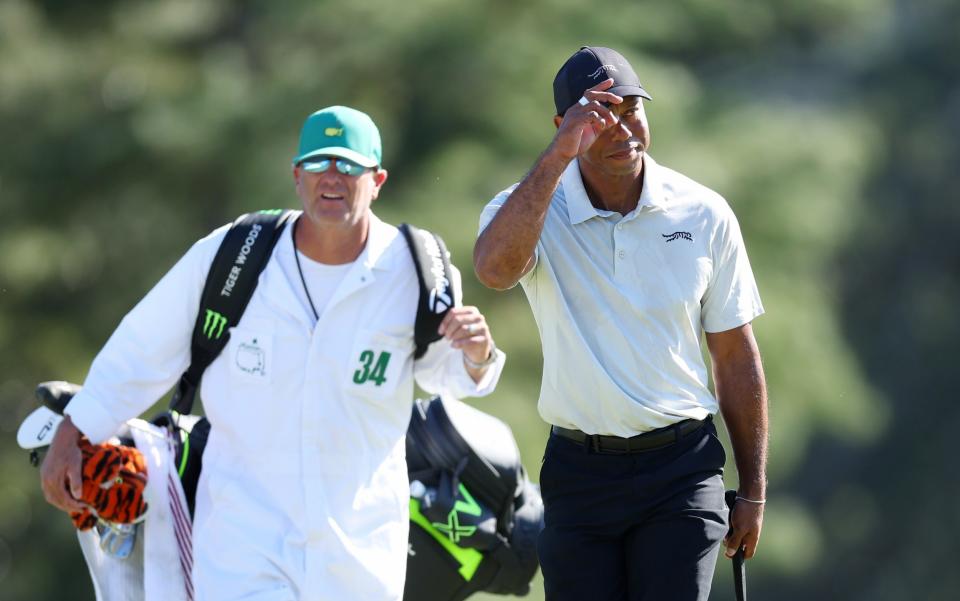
[399,223,454,359]
[170,209,295,415]
[487,540,529,592]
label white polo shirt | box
[479,155,763,437]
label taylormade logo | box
[419,231,452,314]
[221,224,263,297]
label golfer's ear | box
[553,115,563,129]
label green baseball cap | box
[293,106,382,168]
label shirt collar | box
[360,212,397,271]
[562,159,599,225]
[637,154,667,211]
[562,154,668,225]
[283,210,397,271]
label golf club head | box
[17,406,63,450]
[35,380,82,415]
[97,521,138,559]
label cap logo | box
[324,127,344,137]
[589,64,618,79]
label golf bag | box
[405,395,543,600]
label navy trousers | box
[537,420,728,601]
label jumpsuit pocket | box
[345,329,411,405]
[226,325,274,385]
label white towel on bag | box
[77,419,193,601]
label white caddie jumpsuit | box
[65,212,505,601]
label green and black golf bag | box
[404,395,543,600]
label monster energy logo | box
[202,309,228,339]
[431,484,481,544]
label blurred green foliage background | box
[1,0,958,599]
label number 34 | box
[353,350,392,386]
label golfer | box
[474,46,768,601]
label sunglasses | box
[299,156,372,177]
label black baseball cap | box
[553,46,652,116]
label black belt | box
[551,417,710,454]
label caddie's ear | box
[553,115,563,129]
[370,168,389,201]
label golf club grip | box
[725,489,748,601]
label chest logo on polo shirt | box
[662,231,693,242]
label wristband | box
[736,495,766,505]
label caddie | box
[41,105,506,601]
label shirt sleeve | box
[478,184,540,287]
[478,187,517,236]
[701,205,764,333]
[413,264,506,398]
[64,225,229,443]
